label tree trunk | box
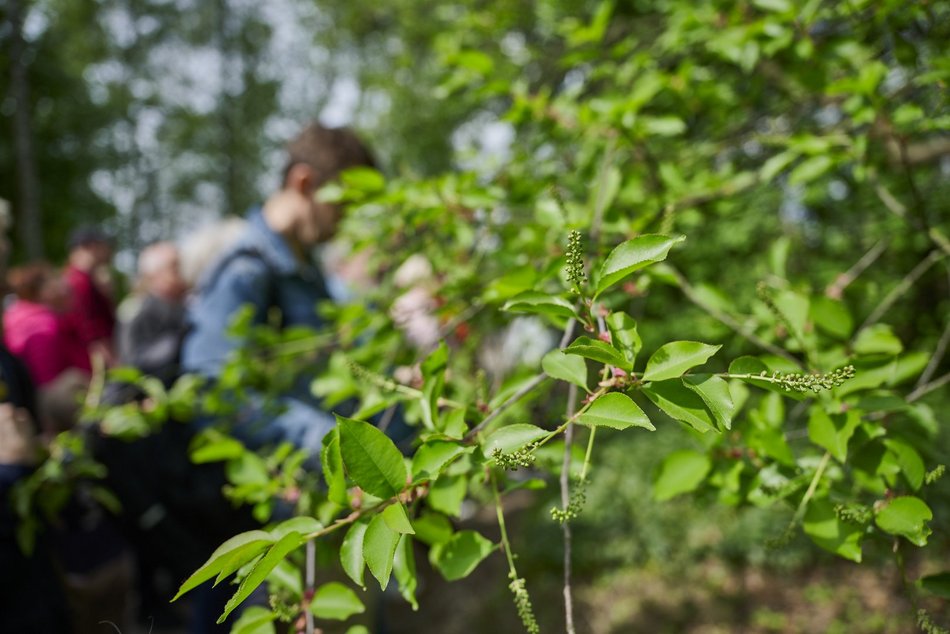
[8,0,43,259]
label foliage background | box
[2,0,949,632]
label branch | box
[907,372,950,403]
[559,384,578,634]
[465,319,576,441]
[916,318,950,388]
[825,239,889,299]
[857,250,946,332]
[666,266,803,367]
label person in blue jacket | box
[181,122,375,458]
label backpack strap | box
[198,245,280,322]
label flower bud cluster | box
[834,503,871,525]
[551,477,588,524]
[926,464,945,486]
[491,445,537,470]
[764,365,855,393]
[509,575,540,634]
[566,230,586,293]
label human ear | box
[286,163,317,195]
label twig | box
[305,540,315,634]
[667,265,803,367]
[857,250,945,332]
[917,319,950,388]
[560,383,579,634]
[465,319,576,440]
[907,372,950,403]
[825,239,889,299]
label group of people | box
[0,122,378,633]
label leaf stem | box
[791,451,831,528]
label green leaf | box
[642,341,721,382]
[381,503,415,535]
[430,530,495,581]
[578,393,654,431]
[875,496,932,546]
[411,441,472,480]
[412,512,454,546]
[190,430,245,463]
[606,312,642,367]
[883,439,925,491]
[654,450,711,501]
[564,336,631,370]
[421,342,448,431]
[310,582,366,621]
[338,416,408,499]
[807,408,862,462]
[173,530,274,600]
[340,521,368,588]
[682,375,735,431]
[810,297,853,340]
[918,572,950,599]
[760,150,799,181]
[803,497,863,562]
[772,290,809,342]
[393,534,419,610]
[346,627,370,634]
[269,517,322,541]
[428,475,468,517]
[595,234,685,297]
[502,291,577,319]
[364,512,401,590]
[218,532,304,623]
[541,349,589,390]
[322,428,350,506]
[642,115,686,136]
[231,606,277,634]
[483,424,548,455]
[643,380,717,433]
[854,324,903,356]
[341,166,386,193]
[789,155,833,185]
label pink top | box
[3,300,90,386]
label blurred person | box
[182,122,375,456]
[0,207,73,632]
[3,263,89,433]
[179,216,248,289]
[117,241,189,384]
[62,226,117,367]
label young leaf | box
[428,475,468,517]
[807,408,861,462]
[483,424,548,455]
[854,324,903,356]
[541,349,589,390]
[269,517,322,541]
[393,534,419,610]
[682,375,735,431]
[594,234,685,297]
[918,572,950,599]
[173,530,275,600]
[875,496,933,546]
[411,441,473,480]
[653,450,711,501]
[643,380,717,433]
[421,342,448,430]
[606,312,642,367]
[429,530,495,581]
[363,512,401,590]
[218,532,304,623]
[310,582,366,621]
[642,341,721,382]
[338,416,408,499]
[340,520,369,588]
[381,503,415,535]
[883,439,925,491]
[321,429,350,507]
[803,497,863,562]
[502,291,577,319]
[231,606,277,634]
[412,512,454,546]
[577,393,654,431]
[564,337,631,370]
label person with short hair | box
[181,122,375,455]
[62,226,117,368]
[117,241,189,384]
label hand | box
[0,403,37,465]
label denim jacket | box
[181,209,335,454]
